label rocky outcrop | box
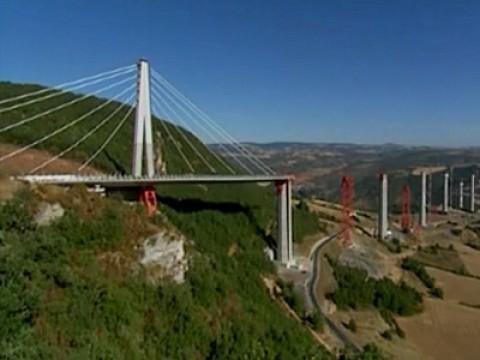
[34,202,64,226]
[138,231,188,284]
[339,242,387,279]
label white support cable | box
[78,106,135,171]
[151,75,251,174]
[0,64,135,106]
[29,91,136,174]
[151,88,205,173]
[150,79,236,175]
[154,70,273,175]
[0,83,135,164]
[0,67,135,114]
[151,69,274,175]
[151,102,195,173]
[152,78,253,175]
[0,75,136,135]
[150,89,217,174]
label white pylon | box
[132,59,155,177]
[420,172,427,227]
[378,173,388,239]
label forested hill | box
[0,81,230,175]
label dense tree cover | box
[0,190,334,359]
[327,259,423,316]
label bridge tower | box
[132,59,155,177]
[420,172,427,227]
[470,174,476,212]
[276,180,293,265]
[443,172,449,213]
[459,180,464,209]
[378,173,388,240]
[401,185,411,232]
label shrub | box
[381,330,393,340]
[305,311,324,332]
[345,318,357,333]
[430,287,444,299]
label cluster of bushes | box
[327,259,423,317]
[415,243,468,276]
[401,257,443,298]
[326,259,422,342]
[382,237,404,254]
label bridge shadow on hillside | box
[157,196,276,250]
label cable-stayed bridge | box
[0,59,294,265]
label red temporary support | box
[139,186,157,217]
[275,180,286,194]
[340,176,354,246]
[401,185,411,232]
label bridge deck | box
[16,174,294,187]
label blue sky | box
[1,0,480,146]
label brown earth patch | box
[397,298,480,360]
[427,267,480,305]
[457,243,480,277]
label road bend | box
[306,233,361,352]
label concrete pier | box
[471,174,476,213]
[443,172,449,212]
[378,173,388,240]
[276,180,293,265]
[132,59,155,177]
[420,172,427,227]
[459,181,464,209]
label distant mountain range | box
[211,142,480,211]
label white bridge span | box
[17,174,293,186]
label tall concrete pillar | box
[459,181,464,209]
[132,59,155,177]
[378,173,388,240]
[443,172,449,213]
[276,180,292,265]
[471,174,476,213]
[420,172,427,227]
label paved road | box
[306,232,361,352]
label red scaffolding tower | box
[401,185,411,232]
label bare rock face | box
[339,242,387,279]
[138,231,188,284]
[34,202,65,226]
